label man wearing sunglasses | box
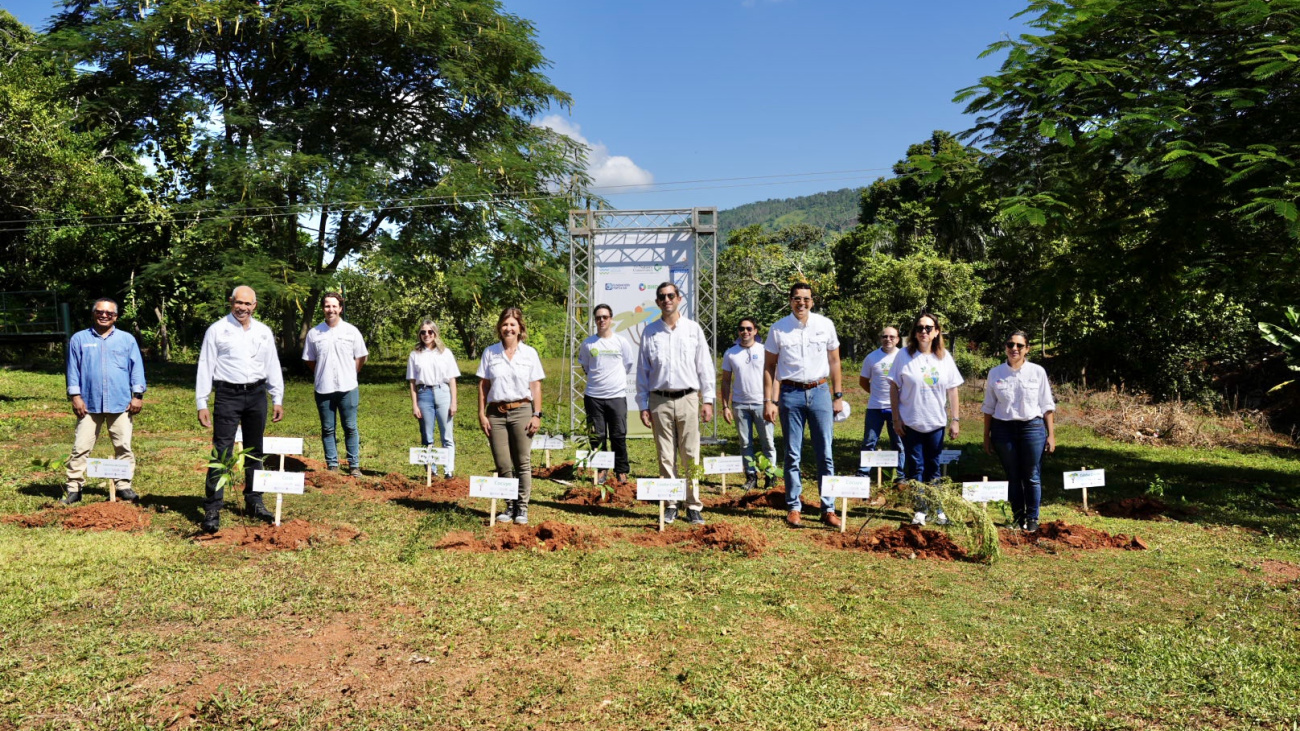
[62,298,147,505]
[579,303,636,484]
[856,326,906,484]
[635,282,716,525]
[721,317,775,491]
[763,282,845,528]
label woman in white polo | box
[982,330,1056,532]
[476,307,545,525]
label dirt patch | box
[815,522,966,560]
[193,519,364,551]
[533,461,576,480]
[435,520,606,552]
[1093,497,1169,520]
[628,522,767,557]
[1000,520,1147,550]
[365,473,469,502]
[3,501,151,532]
[558,477,637,506]
[703,488,789,510]
[1257,559,1300,585]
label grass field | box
[1,359,1298,730]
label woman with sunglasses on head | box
[407,319,460,478]
[477,307,545,525]
[981,331,1056,531]
[889,312,964,526]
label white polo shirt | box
[859,347,900,410]
[888,348,964,432]
[722,341,767,405]
[982,361,1056,421]
[476,342,545,403]
[579,334,635,399]
[634,316,717,410]
[764,312,840,383]
[407,347,461,387]
[196,314,285,409]
[302,320,369,394]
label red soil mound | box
[703,488,789,510]
[816,522,966,560]
[558,477,637,506]
[435,520,605,552]
[629,522,767,557]
[1091,496,1198,521]
[299,458,353,493]
[193,519,364,551]
[533,461,576,480]
[3,501,151,532]
[366,473,469,502]
[1000,520,1147,550]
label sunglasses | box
[656,293,677,301]
[915,325,936,333]
[594,315,611,321]
[93,310,118,317]
[738,326,755,332]
[419,330,435,336]
[1005,342,1027,350]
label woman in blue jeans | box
[982,331,1056,531]
[407,319,460,478]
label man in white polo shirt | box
[855,326,906,483]
[636,281,716,526]
[303,292,369,477]
[578,303,636,483]
[721,317,775,491]
[196,285,285,533]
[763,282,845,528]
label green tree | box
[717,223,837,332]
[49,0,588,353]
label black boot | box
[245,492,275,523]
[201,487,223,533]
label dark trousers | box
[584,395,630,475]
[204,382,268,511]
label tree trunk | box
[153,304,169,362]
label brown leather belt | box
[780,378,828,390]
[489,400,530,414]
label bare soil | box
[296,456,355,493]
[1256,559,1300,585]
[435,520,606,552]
[533,461,576,480]
[3,501,151,532]
[365,473,469,502]
[558,477,637,506]
[1092,496,1172,520]
[1001,520,1147,550]
[815,522,966,561]
[703,488,790,510]
[193,519,364,551]
[628,522,768,557]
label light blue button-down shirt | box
[66,327,147,414]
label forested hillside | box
[718,188,861,243]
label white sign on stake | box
[938,449,963,465]
[86,458,134,480]
[1064,469,1106,489]
[575,450,616,469]
[636,478,687,502]
[531,435,565,451]
[253,470,306,494]
[859,451,900,468]
[820,476,873,499]
[469,476,519,500]
[408,447,451,466]
[261,437,304,455]
[703,456,745,475]
[962,481,1010,503]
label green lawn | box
[1,360,1297,730]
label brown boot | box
[822,511,842,528]
[785,510,801,527]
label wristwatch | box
[132,393,144,400]
[532,411,543,418]
[833,391,844,400]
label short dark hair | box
[321,292,345,310]
[655,282,679,298]
[593,303,613,318]
[788,282,813,298]
[737,317,758,331]
[92,297,119,314]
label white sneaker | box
[935,511,950,526]
[911,511,927,526]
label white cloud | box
[536,115,654,191]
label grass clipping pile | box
[4,500,151,532]
[194,519,364,551]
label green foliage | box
[718,188,861,244]
[205,446,255,493]
[750,454,780,487]
[1258,306,1300,393]
[892,479,1001,563]
[717,223,836,331]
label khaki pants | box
[648,391,702,511]
[486,405,533,507]
[66,412,134,491]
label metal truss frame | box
[563,208,719,439]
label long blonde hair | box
[414,318,446,353]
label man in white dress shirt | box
[196,286,285,533]
[763,282,845,528]
[635,282,716,525]
[303,292,369,477]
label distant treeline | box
[718,189,860,245]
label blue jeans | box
[778,382,835,513]
[902,425,945,513]
[315,388,360,470]
[733,402,775,478]
[857,408,905,481]
[990,417,1047,522]
[416,384,455,476]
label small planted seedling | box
[752,454,780,490]
[206,446,256,494]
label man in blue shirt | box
[64,298,146,504]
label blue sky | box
[4,0,1033,211]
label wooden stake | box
[1081,466,1089,513]
[274,494,282,527]
[426,459,432,487]
[840,497,848,533]
[721,473,726,494]
[545,449,551,468]
[280,454,285,471]
[876,466,882,489]
[108,479,116,503]
[658,500,665,532]
[489,498,497,526]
